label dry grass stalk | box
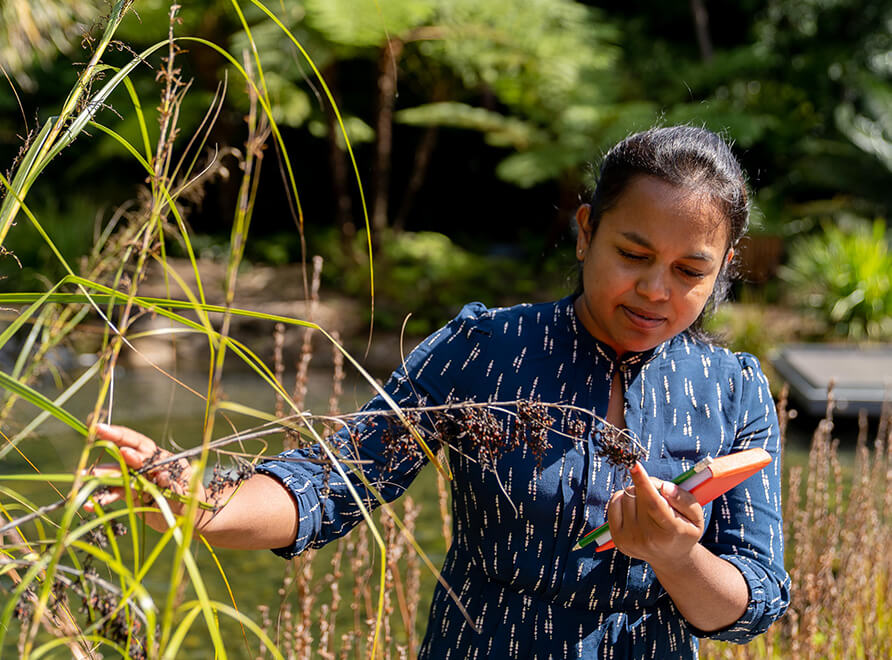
[435,447,452,550]
[328,329,346,422]
[403,496,422,657]
[317,540,345,659]
[289,256,324,416]
[255,605,272,660]
[353,522,374,657]
[338,632,354,660]
[294,551,316,658]
[382,511,397,660]
[273,321,287,419]
[254,480,422,659]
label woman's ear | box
[575,205,593,260]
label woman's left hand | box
[607,462,705,569]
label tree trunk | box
[371,38,405,237]
[393,124,439,232]
[323,62,357,256]
[689,0,714,62]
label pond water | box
[1,362,866,657]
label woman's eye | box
[618,249,647,261]
[678,266,706,279]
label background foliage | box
[2,0,890,338]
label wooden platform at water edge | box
[770,344,892,417]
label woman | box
[90,125,790,658]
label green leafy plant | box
[0,0,94,90]
[779,217,892,340]
[836,75,892,177]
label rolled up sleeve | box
[255,456,326,558]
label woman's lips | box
[621,305,667,329]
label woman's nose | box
[635,268,670,301]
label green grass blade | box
[65,538,151,605]
[228,0,270,99]
[31,634,130,660]
[0,281,449,476]
[0,282,70,350]
[161,603,204,660]
[0,552,54,652]
[89,443,144,574]
[0,118,53,248]
[181,600,285,660]
[197,535,251,653]
[0,370,87,436]
[0,0,136,249]
[0,172,76,275]
[122,76,153,159]
[177,35,306,230]
[87,120,153,172]
[0,287,318,328]
[136,484,228,657]
[10,305,46,380]
[42,39,172,165]
[0,485,54,539]
[0,361,101,459]
[0,473,82,483]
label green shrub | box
[319,229,567,334]
[779,217,892,340]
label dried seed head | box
[87,527,109,549]
[13,588,35,622]
[382,411,426,473]
[566,416,589,443]
[514,400,553,472]
[594,425,646,473]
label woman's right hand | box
[85,423,206,532]
[86,423,301,550]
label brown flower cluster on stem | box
[368,399,641,477]
[593,426,646,472]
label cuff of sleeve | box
[255,459,322,559]
[686,555,767,642]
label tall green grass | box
[0,2,401,656]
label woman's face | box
[574,175,732,356]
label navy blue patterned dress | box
[257,297,790,658]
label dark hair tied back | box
[583,125,750,342]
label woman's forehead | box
[601,176,730,251]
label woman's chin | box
[610,318,674,354]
